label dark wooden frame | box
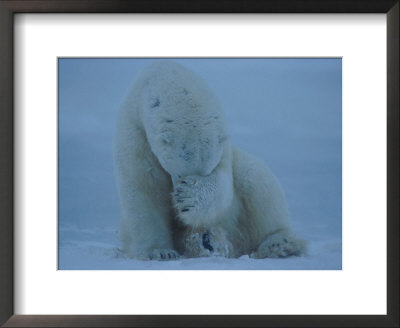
[0,1,398,327]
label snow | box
[59,225,341,270]
[58,58,342,270]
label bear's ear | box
[218,134,229,144]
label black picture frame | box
[0,0,398,327]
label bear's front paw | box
[173,176,199,214]
[148,249,180,261]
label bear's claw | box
[173,178,199,216]
[148,249,180,261]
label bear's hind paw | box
[250,231,307,259]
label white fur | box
[115,61,307,260]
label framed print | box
[0,1,398,327]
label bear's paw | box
[148,249,180,261]
[250,231,308,259]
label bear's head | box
[139,64,229,180]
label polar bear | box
[115,61,307,260]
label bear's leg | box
[232,147,307,258]
[250,230,307,259]
[120,200,180,260]
[116,124,179,260]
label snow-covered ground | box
[58,58,342,270]
[58,225,341,270]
